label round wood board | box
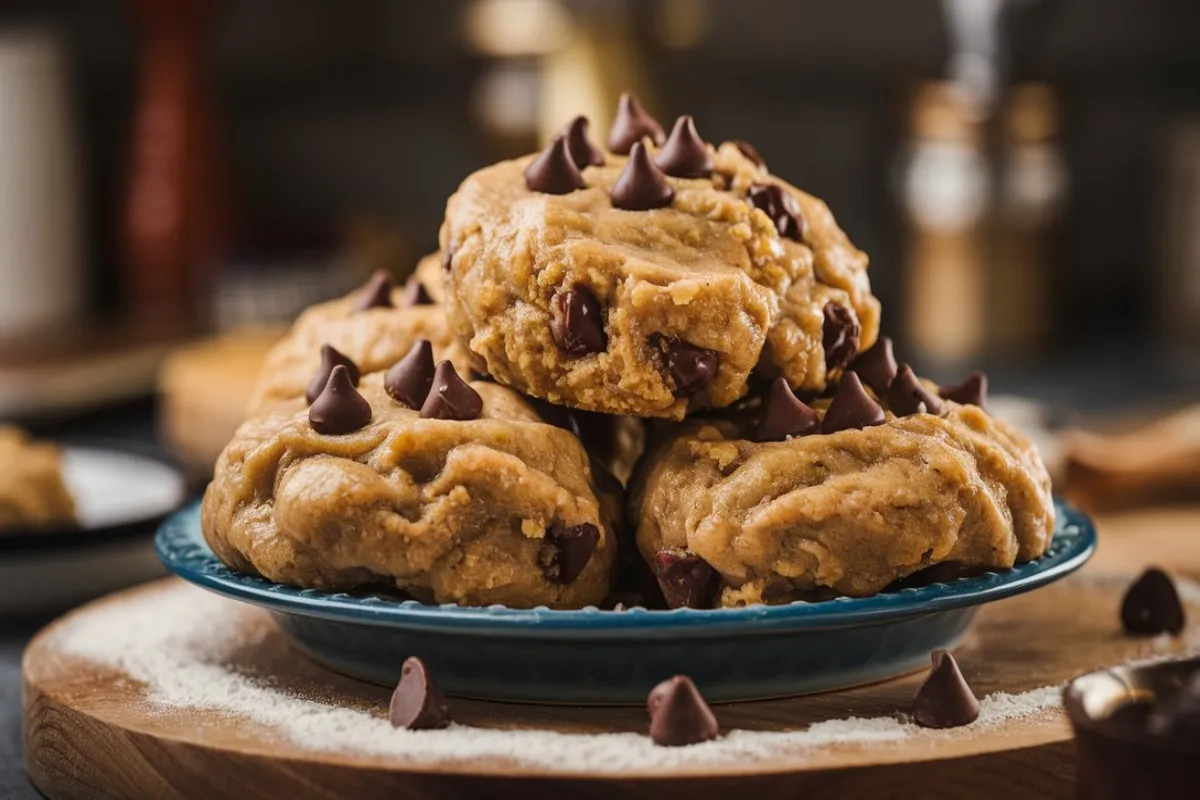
[23,553,1200,799]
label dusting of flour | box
[53,583,1068,772]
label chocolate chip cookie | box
[441,105,879,420]
[0,427,76,528]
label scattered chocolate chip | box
[385,340,436,409]
[309,365,372,435]
[756,377,819,442]
[654,550,719,609]
[1148,672,1200,743]
[732,139,767,170]
[557,115,605,169]
[400,279,434,307]
[305,344,361,405]
[656,337,719,398]
[847,336,898,396]
[611,141,675,211]
[1121,568,1185,636]
[420,361,484,421]
[821,372,886,434]
[352,270,395,311]
[648,675,719,746]
[886,364,943,416]
[608,91,666,155]
[912,650,980,729]
[939,371,988,410]
[654,115,713,179]
[524,135,585,195]
[389,657,451,730]
[548,522,600,585]
[748,183,806,241]
[549,286,607,355]
[822,303,861,371]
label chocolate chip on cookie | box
[822,302,861,371]
[732,139,767,171]
[420,361,484,421]
[756,377,819,442]
[655,336,719,398]
[648,675,719,747]
[558,115,605,169]
[1121,568,1185,636]
[306,344,361,405]
[912,650,980,729]
[939,371,988,410]
[547,522,600,585]
[385,340,436,409]
[390,657,451,730]
[549,286,607,355]
[611,141,675,211]
[525,135,586,195]
[441,246,454,273]
[654,549,720,609]
[400,279,434,307]
[608,91,666,155]
[822,372,885,434]
[352,269,395,312]
[309,365,372,435]
[848,335,897,396]
[655,115,713,179]
[886,364,943,417]
[749,183,806,242]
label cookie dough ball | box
[629,379,1054,607]
[247,254,470,413]
[203,370,620,609]
[441,130,879,420]
[0,427,76,528]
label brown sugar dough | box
[629,401,1054,606]
[441,140,880,420]
[203,374,620,609]
[247,254,470,413]
[0,427,76,528]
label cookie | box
[628,376,1054,607]
[441,113,879,420]
[247,254,470,414]
[0,427,76,528]
[203,367,620,609]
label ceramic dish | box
[0,444,188,615]
[158,497,1095,703]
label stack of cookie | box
[202,94,1055,611]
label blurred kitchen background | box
[0,0,1198,506]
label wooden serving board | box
[22,509,1200,800]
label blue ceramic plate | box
[158,498,1095,704]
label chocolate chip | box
[420,361,484,421]
[886,364,943,417]
[848,336,898,396]
[1121,568,1185,636]
[656,337,719,398]
[756,377,819,442]
[732,139,767,170]
[608,91,666,155]
[648,675,719,746]
[912,650,980,729]
[309,365,372,435]
[400,279,434,307]
[352,269,395,312]
[939,372,988,410]
[749,183,806,241]
[442,247,453,273]
[654,549,719,609]
[385,340,436,409]
[306,344,361,405]
[610,141,675,211]
[547,522,600,585]
[549,286,607,355]
[524,135,585,195]
[822,302,861,371]
[821,372,886,434]
[654,115,713,179]
[557,115,605,169]
[389,657,451,730]
[1148,672,1200,743]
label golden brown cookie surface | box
[0,427,76,528]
